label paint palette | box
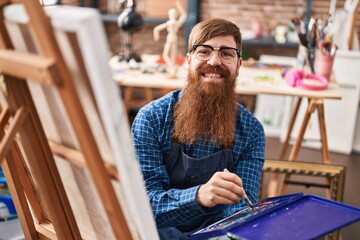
[190,193,360,240]
[190,193,304,239]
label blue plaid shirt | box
[131,90,265,228]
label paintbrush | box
[223,168,256,211]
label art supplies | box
[223,168,255,211]
[291,14,338,74]
[190,192,360,240]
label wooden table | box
[110,55,342,197]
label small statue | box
[153,0,187,78]
[117,0,144,62]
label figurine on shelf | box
[117,0,144,62]
[153,0,187,78]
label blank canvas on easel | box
[3,4,158,239]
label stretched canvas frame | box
[2,3,158,239]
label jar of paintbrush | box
[314,33,337,81]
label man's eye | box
[198,49,211,55]
[221,50,236,58]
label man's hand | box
[196,171,246,208]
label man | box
[131,18,265,239]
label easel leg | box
[278,97,303,159]
[288,99,317,161]
[277,98,317,196]
[2,148,39,239]
[317,100,331,164]
[316,99,332,200]
[267,97,302,197]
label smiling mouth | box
[199,64,229,82]
[204,73,222,78]
[202,73,223,82]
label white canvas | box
[4,4,158,239]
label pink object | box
[284,69,329,90]
[251,20,262,38]
[315,53,335,81]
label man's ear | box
[237,58,242,69]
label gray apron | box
[158,143,234,240]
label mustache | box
[198,64,231,79]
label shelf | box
[101,13,166,24]
[243,38,298,48]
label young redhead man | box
[131,18,265,239]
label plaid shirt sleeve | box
[131,94,207,228]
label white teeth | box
[205,73,221,78]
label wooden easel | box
[0,1,146,239]
[267,97,333,198]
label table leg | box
[144,88,153,103]
[244,95,255,112]
[123,86,133,114]
[123,87,155,115]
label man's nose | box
[206,51,222,66]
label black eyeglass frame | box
[189,44,242,58]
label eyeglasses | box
[189,44,241,63]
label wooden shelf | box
[101,13,167,24]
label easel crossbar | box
[49,141,120,181]
[0,50,59,86]
[0,106,27,164]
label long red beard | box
[172,64,238,149]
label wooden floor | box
[264,137,360,240]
